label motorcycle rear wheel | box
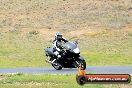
[52,60,62,70]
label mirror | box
[75,39,79,44]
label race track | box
[0,66,132,74]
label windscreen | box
[63,42,77,50]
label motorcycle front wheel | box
[76,57,86,70]
[79,60,86,70]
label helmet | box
[55,32,62,40]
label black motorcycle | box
[44,41,86,70]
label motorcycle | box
[44,41,86,70]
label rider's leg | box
[51,51,61,63]
[54,51,61,59]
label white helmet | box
[55,32,62,40]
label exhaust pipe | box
[45,59,58,66]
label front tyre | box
[79,60,86,70]
[77,56,86,70]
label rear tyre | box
[51,60,62,70]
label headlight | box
[73,48,80,53]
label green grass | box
[128,32,132,37]
[80,30,132,66]
[0,30,132,67]
[0,31,50,67]
[81,51,132,66]
[0,74,131,88]
[0,0,132,67]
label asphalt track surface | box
[0,66,132,74]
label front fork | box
[74,61,80,68]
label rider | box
[53,32,68,61]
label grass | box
[81,51,132,66]
[0,0,132,67]
[0,31,50,68]
[128,32,132,36]
[0,74,131,88]
[0,29,132,67]
[0,0,132,30]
